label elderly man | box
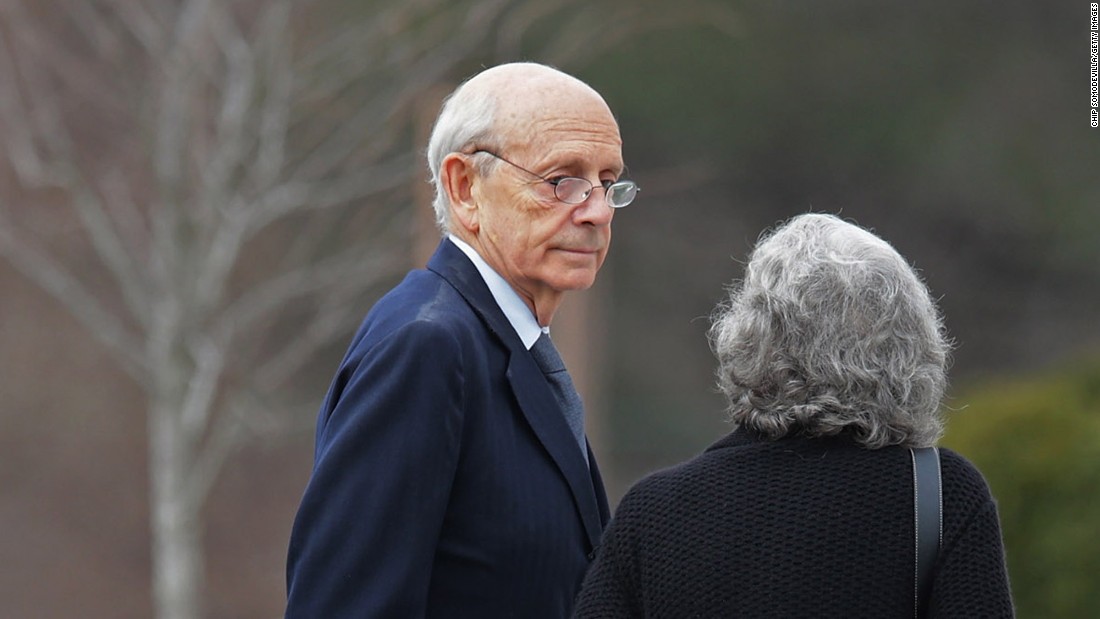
[285,62,638,618]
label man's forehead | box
[501,90,619,143]
[462,63,622,164]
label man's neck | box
[446,234,547,348]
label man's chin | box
[553,269,600,291]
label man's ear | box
[441,153,479,233]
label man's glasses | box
[472,149,639,209]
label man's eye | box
[546,176,569,186]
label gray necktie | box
[530,333,588,463]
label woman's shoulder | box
[938,447,995,494]
[611,433,761,520]
[935,446,1003,525]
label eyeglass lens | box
[555,178,637,208]
[606,182,637,208]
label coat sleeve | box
[928,497,1015,618]
[286,320,466,618]
[928,452,1016,619]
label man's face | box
[471,92,623,315]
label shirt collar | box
[448,234,546,350]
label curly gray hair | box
[708,213,952,448]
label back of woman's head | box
[709,213,952,448]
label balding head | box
[425,63,618,232]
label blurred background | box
[0,1,1096,617]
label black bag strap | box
[911,446,942,618]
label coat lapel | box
[427,239,606,550]
[506,356,606,549]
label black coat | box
[574,428,1014,618]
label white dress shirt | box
[448,235,549,350]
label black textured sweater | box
[574,428,1014,618]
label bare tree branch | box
[99,168,152,263]
[198,2,256,216]
[101,0,167,57]
[179,335,226,441]
[245,153,417,235]
[67,177,153,329]
[253,284,378,391]
[285,0,513,183]
[292,0,451,100]
[249,0,292,190]
[146,194,179,303]
[153,0,212,191]
[539,2,742,70]
[190,208,249,319]
[185,392,246,509]
[0,27,48,184]
[1,3,130,118]
[68,0,125,58]
[493,0,583,60]
[0,213,146,379]
[214,233,403,345]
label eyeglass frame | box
[468,149,639,209]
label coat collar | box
[426,238,521,349]
[446,234,543,349]
[426,239,608,549]
[705,425,865,453]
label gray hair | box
[425,83,500,233]
[708,213,952,448]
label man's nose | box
[572,187,614,226]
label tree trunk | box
[149,398,205,619]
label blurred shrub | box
[943,359,1100,618]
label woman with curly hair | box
[574,213,1014,618]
